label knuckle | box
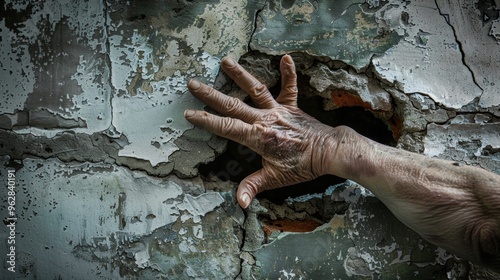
[234,69,244,78]
[206,86,217,97]
[199,111,211,123]
[285,85,298,94]
[260,111,280,123]
[253,83,269,96]
[245,178,261,195]
[223,97,241,114]
[250,124,265,138]
[220,117,234,132]
[248,124,265,141]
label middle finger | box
[221,57,279,109]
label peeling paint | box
[0,157,235,279]
[424,121,500,173]
[435,0,500,109]
[0,0,111,135]
[491,19,500,40]
[106,0,263,166]
[252,182,458,279]
[372,1,482,109]
[1,0,500,279]
[250,0,400,70]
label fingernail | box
[223,57,236,67]
[241,193,251,208]
[283,54,294,65]
[189,79,201,90]
[184,109,196,118]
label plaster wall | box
[1,0,499,279]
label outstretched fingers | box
[184,109,257,147]
[276,55,298,107]
[221,57,278,109]
[188,79,260,123]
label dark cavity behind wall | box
[199,98,395,204]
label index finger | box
[184,109,260,149]
[221,57,278,109]
[187,79,260,124]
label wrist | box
[320,125,363,179]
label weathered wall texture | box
[1,0,499,279]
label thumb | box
[237,168,279,208]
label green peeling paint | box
[250,0,400,70]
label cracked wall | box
[1,0,500,279]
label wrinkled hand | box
[184,55,340,208]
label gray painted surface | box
[1,0,499,279]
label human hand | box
[184,55,344,208]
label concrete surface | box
[1,0,499,279]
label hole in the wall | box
[260,97,396,204]
[198,98,396,204]
[127,14,146,22]
[199,56,396,205]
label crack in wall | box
[247,1,267,52]
[329,1,367,25]
[2,1,500,279]
[434,0,484,93]
[103,0,116,134]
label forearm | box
[327,126,500,270]
[185,53,499,269]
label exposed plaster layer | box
[1,1,500,279]
[0,0,256,177]
[372,0,482,109]
[107,0,264,166]
[0,0,262,170]
[435,0,500,109]
[0,123,228,178]
[0,157,240,279]
[424,121,500,173]
[250,0,400,70]
[304,64,392,112]
[250,182,462,279]
[0,0,112,135]
[491,19,500,40]
[118,204,242,279]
